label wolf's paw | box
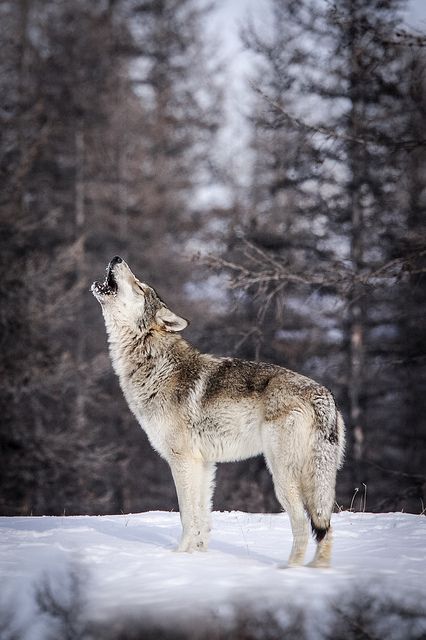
[306,559,331,569]
[175,536,208,553]
[175,545,193,553]
[279,560,304,569]
[175,538,194,553]
[285,554,305,568]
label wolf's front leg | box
[169,456,211,552]
[197,461,216,546]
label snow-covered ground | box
[1,511,425,639]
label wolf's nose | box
[110,256,122,267]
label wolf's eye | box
[135,282,145,293]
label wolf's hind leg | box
[307,527,333,568]
[276,482,309,567]
[266,457,308,566]
[264,413,310,567]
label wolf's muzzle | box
[92,257,122,297]
[109,256,122,268]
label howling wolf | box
[92,257,345,567]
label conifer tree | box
[213,0,424,508]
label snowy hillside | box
[1,511,425,640]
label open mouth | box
[91,261,119,297]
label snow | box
[1,511,425,639]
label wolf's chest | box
[121,383,172,455]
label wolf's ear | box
[155,306,188,332]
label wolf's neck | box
[106,324,186,385]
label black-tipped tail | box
[311,520,329,543]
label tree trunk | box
[347,4,366,482]
[75,127,87,433]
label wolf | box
[92,256,345,567]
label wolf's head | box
[91,257,188,334]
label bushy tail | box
[304,393,345,542]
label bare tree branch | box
[252,84,426,151]
[202,240,426,303]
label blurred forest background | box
[1,0,425,518]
